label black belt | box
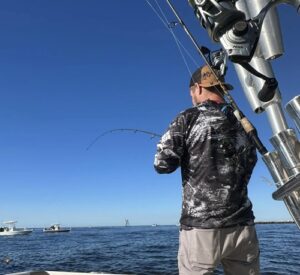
[180,221,254,231]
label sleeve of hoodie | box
[154,113,186,174]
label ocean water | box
[0,224,299,275]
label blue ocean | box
[0,224,299,275]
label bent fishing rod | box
[86,128,161,151]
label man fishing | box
[154,65,260,275]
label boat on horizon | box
[0,221,33,236]
[43,224,71,233]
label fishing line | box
[152,0,235,104]
[146,1,233,111]
[145,0,199,75]
[147,0,199,68]
[153,0,197,78]
[86,128,161,151]
[164,0,228,96]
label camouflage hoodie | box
[154,100,257,228]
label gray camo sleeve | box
[154,114,186,174]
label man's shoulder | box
[178,106,199,118]
[172,107,202,126]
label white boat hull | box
[0,229,32,236]
[43,229,70,233]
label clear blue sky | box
[0,0,299,227]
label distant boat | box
[151,224,158,227]
[0,221,32,236]
[43,224,71,233]
[125,219,130,227]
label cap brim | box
[200,82,234,91]
[222,83,234,90]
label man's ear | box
[190,88,194,97]
[195,83,201,94]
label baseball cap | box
[189,65,233,90]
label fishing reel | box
[189,0,300,61]
[195,47,228,77]
[189,0,300,102]
[209,49,227,77]
[189,0,259,62]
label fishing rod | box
[86,128,161,151]
[165,0,268,156]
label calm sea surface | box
[0,224,299,275]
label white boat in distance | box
[0,221,33,236]
[43,224,71,233]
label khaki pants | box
[178,225,260,275]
